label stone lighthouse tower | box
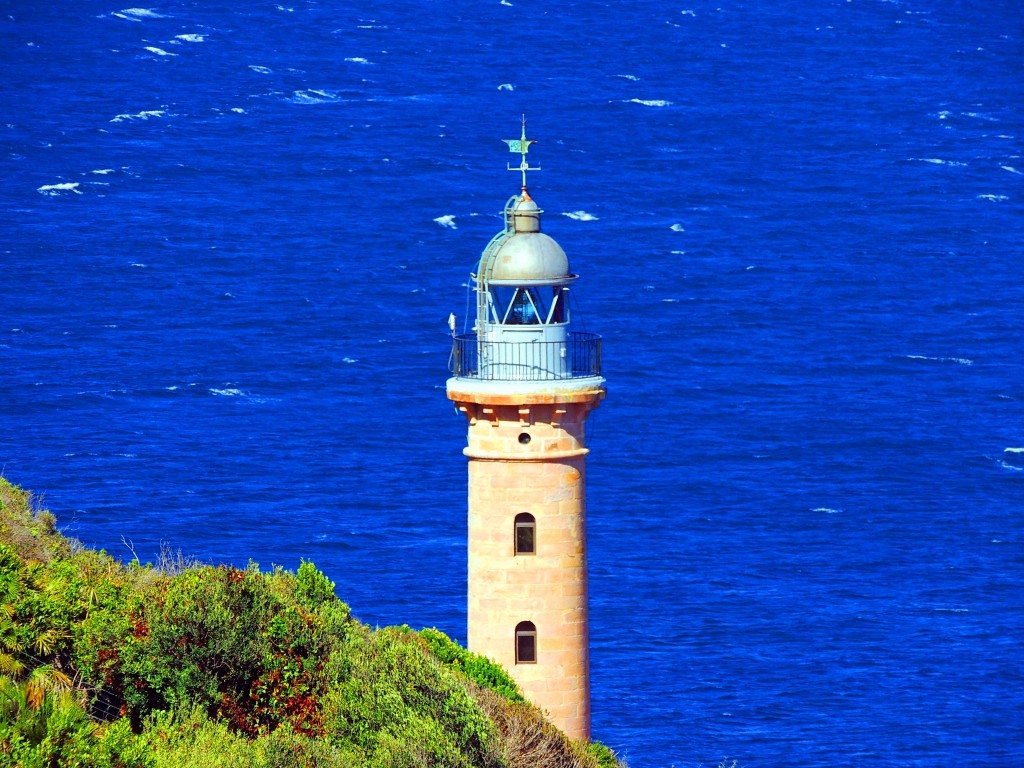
[447,120,605,741]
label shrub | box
[295,559,337,609]
[322,626,502,767]
[0,478,71,564]
[0,675,152,768]
[419,627,525,703]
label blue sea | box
[2,1,1022,765]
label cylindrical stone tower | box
[446,122,605,741]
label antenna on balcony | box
[504,114,539,194]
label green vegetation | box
[0,478,624,767]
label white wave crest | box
[812,507,842,514]
[498,83,515,91]
[91,168,115,174]
[999,461,1023,472]
[1000,165,1022,175]
[977,194,1008,202]
[210,387,244,397]
[290,89,340,104]
[345,57,371,64]
[38,182,81,196]
[230,107,245,113]
[912,157,966,166]
[562,210,598,221]
[111,109,166,122]
[681,9,697,16]
[616,74,639,80]
[902,354,973,365]
[114,8,166,21]
[122,8,164,18]
[249,65,272,73]
[174,33,205,42]
[434,215,457,229]
[1004,447,1024,454]
[670,223,686,232]
[144,46,177,56]
[627,99,672,107]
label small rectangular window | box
[514,513,536,555]
[515,523,535,554]
[516,629,537,664]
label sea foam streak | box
[174,33,205,42]
[562,211,598,221]
[902,354,973,365]
[144,46,177,56]
[626,99,672,107]
[912,158,967,166]
[290,89,343,104]
[434,215,457,229]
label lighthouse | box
[446,120,605,741]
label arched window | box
[515,621,537,664]
[514,513,536,555]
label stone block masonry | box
[449,385,604,741]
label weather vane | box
[503,114,539,193]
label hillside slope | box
[0,478,622,768]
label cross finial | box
[503,114,540,194]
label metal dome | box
[482,198,574,285]
[487,233,571,284]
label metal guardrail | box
[450,332,602,381]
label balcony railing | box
[450,332,602,381]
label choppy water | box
[2,2,1022,765]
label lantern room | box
[449,125,601,384]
